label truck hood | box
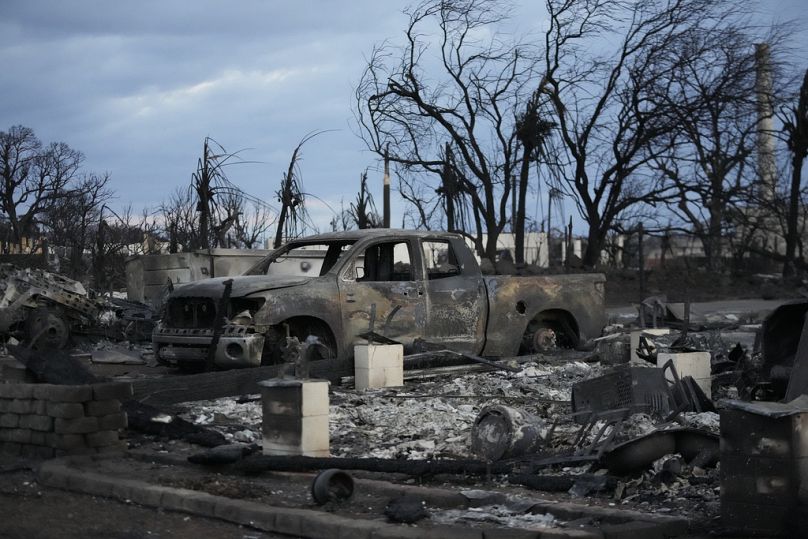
[170,275,311,298]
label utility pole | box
[443,142,455,232]
[383,145,391,228]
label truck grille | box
[165,297,217,328]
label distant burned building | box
[0,219,45,255]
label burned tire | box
[25,308,70,349]
[261,318,337,366]
[519,312,579,355]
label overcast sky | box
[1,0,804,236]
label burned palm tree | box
[273,132,326,248]
[350,171,382,229]
[192,137,237,250]
[191,136,274,250]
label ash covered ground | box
[174,359,722,524]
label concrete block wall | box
[0,381,131,458]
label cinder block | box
[85,430,120,447]
[0,442,21,456]
[262,413,329,455]
[92,382,133,401]
[98,412,128,430]
[0,428,32,444]
[0,413,19,428]
[355,368,385,390]
[0,383,34,399]
[8,399,36,414]
[84,399,121,417]
[19,414,54,432]
[47,433,86,450]
[46,401,86,419]
[384,366,404,387]
[355,344,404,369]
[30,431,47,446]
[354,344,403,389]
[657,351,711,398]
[33,400,47,415]
[0,399,10,413]
[258,379,329,417]
[629,328,670,363]
[33,384,93,403]
[20,444,55,459]
[54,416,99,434]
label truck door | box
[338,239,426,352]
[421,238,488,354]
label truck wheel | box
[262,320,336,365]
[26,308,70,349]
[520,314,579,354]
[520,320,556,354]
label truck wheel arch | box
[520,309,580,354]
[262,316,338,365]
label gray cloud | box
[0,0,804,233]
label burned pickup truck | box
[153,229,606,370]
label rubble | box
[5,276,806,536]
[0,264,155,348]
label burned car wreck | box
[153,229,606,371]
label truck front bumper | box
[152,325,265,368]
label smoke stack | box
[755,43,777,203]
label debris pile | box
[0,264,154,347]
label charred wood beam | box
[130,357,352,405]
[233,454,513,477]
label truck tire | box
[261,319,336,365]
[520,311,579,354]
